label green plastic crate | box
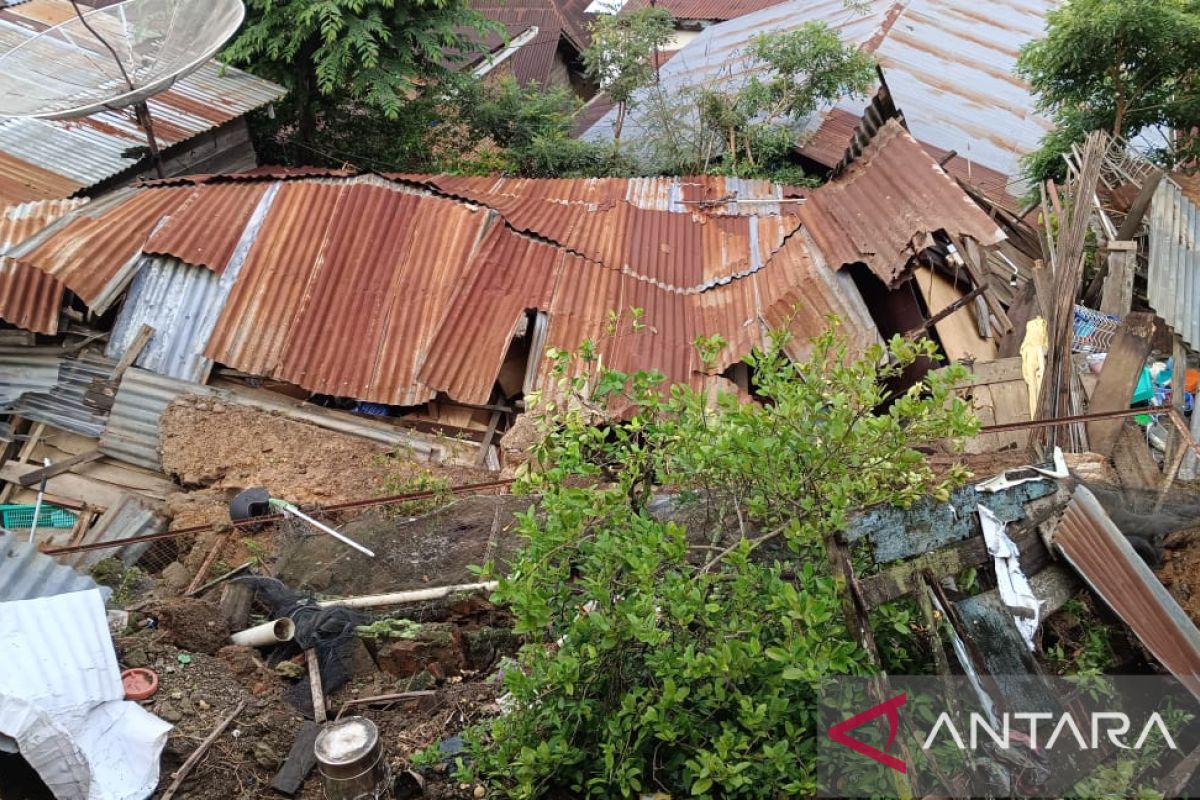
[0,504,77,530]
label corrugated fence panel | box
[1147,177,1200,351]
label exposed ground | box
[1157,528,1200,625]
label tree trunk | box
[613,102,627,154]
[295,37,319,149]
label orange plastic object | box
[122,668,159,701]
[1186,369,1198,395]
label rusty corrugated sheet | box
[9,187,194,313]
[0,198,84,333]
[621,0,786,21]
[142,183,269,273]
[421,225,563,403]
[798,118,1005,286]
[469,0,591,85]
[1054,485,1200,701]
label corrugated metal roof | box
[9,186,194,314]
[98,368,204,472]
[142,182,269,273]
[581,0,1056,194]
[0,346,60,404]
[13,350,114,438]
[1054,485,1200,701]
[0,7,285,206]
[62,495,166,572]
[470,0,592,85]
[797,118,1005,286]
[0,198,85,334]
[621,0,787,21]
[105,185,282,382]
[0,533,107,603]
[1147,175,1200,351]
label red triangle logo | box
[827,693,907,774]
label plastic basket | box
[0,504,77,529]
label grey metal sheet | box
[1147,177,1200,351]
[0,346,60,404]
[105,184,281,382]
[98,367,208,472]
[13,351,115,437]
[62,495,167,572]
[0,533,107,603]
[582,0,1056,188]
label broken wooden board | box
[951,358,1031,454]
[914,266,999,363]
[270,721,322,795]
[1,460,126,509]
[844,478,1056,565]
[1087,312,1157,455]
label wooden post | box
[1086,313,1157,456]
[1099,240,1137,316]
[0,422,44,503]
[307,648,327,724]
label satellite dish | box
[0,0,246,120]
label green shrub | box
[456,319,978,799]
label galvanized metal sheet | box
[1054,485,1200,700]
[581,0,1056,193]
[62,495,167,572]
[0,345,60,403]
[1147,176,1200,351]
[98,367,206,471]
[13,350,115,438]
[0,532,107,603]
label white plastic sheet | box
[0,589,171,800]
[977,504,1041,651]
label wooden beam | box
[112,324,154,380]
[1099,240,1137,317]
[1086,312,1157,455]
[475,410,503,470]
[270,721,322,796]
[905,283,986,339]
[1116,169,1164,241]
[17,449,103,487]
[306,648,328,724]
[0,423,44,503]
[958,236,1013,335]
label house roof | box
[468,0,593,84]
[620,0,787,22]
[580,0,1056,201]
[1,125,1004,407]
[0,1,286,205]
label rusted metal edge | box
[1051,485,1200,701]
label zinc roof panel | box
[143,182,269,272]
[204,182,347,376]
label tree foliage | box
[582,7,676,146]
[226,0,493,145]
[1017,0,1200,182]
[633,24,874,180]
[453,320,977,799]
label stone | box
[252,741,281,770]
[275,660,305,679]
[123,647,149,669]
[402,670,436,692]
[161,562,192,593]
[462,627,521,671]
[157,702,183,723]
[474,786,486,798]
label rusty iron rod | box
[42,479,514,555]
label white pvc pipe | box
[317,582,498,610]
[280,504,375,558]
[231,617,296,647]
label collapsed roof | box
[0,119,1003,409]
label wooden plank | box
[269,721,322,796]
[112,324,154,380]
[860,524,1051,609]
[1086,312,1157,455]
[0,423,44,503]
[0,460,129,509]
[1099,241,1137,316]
[914,266,999,363]
[960,236,1013,335]
[958,357,1024,386]
[17,449,103,486]
[306,649,327,724]
[475,410,503,469]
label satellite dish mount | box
[68,0,165,177]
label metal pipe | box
[271,499,375,558]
